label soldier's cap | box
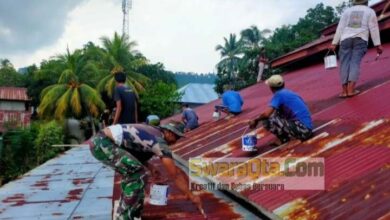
[160,123,185,137]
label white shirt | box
[332,5,381,46]
[108,124,123,146]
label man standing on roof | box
[88,123,204,220]
[249,75,313,145]
[330,0,383,98]
[181,104,199,132]
[214,84,244,118]
[257,48,269,83]
[113,71,138,124]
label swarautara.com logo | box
[189,157,325,191]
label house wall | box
[0,101,26,111]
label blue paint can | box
[242,135,257,152]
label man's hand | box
[329,44,337,52]
[376,45,383,55]
[161,157,206,218]
[188,193,206,218]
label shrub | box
[0,121,64,185]
[1,124,39,183]
[34,121,64,164]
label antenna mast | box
[122,0,132,38]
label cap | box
[160,123,185,137]
[265,75,284,88]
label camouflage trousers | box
[262,113,313,144]
[90,132,147,220]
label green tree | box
[263,3,338,59]
[215,34,242,80]
[138,62,177,85]
[38,49,105,134]
[0,59,25,87]
[97,32,149,97]
[239,26,271,83]
[139,81,182,120]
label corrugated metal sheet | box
[112,157,252,219]
[178,83,218,104]
[0,87,30,101]
[0,147,114,219]
[165,43,390,219]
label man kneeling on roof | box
[249,75,313,145]
[88,122,204,220]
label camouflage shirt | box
[108,124,172,163]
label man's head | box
[352,0,368,5]
[160,122,185,144]
[266,74,285,93]
[114,71,126,84]
[182,103,189,109]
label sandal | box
[348,90,361,97]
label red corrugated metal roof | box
[112,158,248,219]
[163,43,390,219]
[0,87,30,101]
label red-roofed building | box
[0,87,31,133]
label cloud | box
[0,0,85,54]
[1,0,383,73]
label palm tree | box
[38,49,105,134]
[215,34,242,80]
[239,26,271,82]
[240,26,270,51]
[97,32,149,97]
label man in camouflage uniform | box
[89,123,203,220]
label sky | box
[0,0,382,73]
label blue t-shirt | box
[182,108,199,129]
[269,89,313,129]
[222,90,244,113]
[114,85,137,123]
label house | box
[177,83,218,108]
[0,87,31,133]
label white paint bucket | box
[149,184,169,206]
[242,135,257,152]
[324,51,337,69]
[212,111,220,120]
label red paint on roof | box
[164,43,390,219]
[0,87,30,101]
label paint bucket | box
[242,135,257,152]
[324,50,337,69]
[212,111,220,120]
[149,184,169,206]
